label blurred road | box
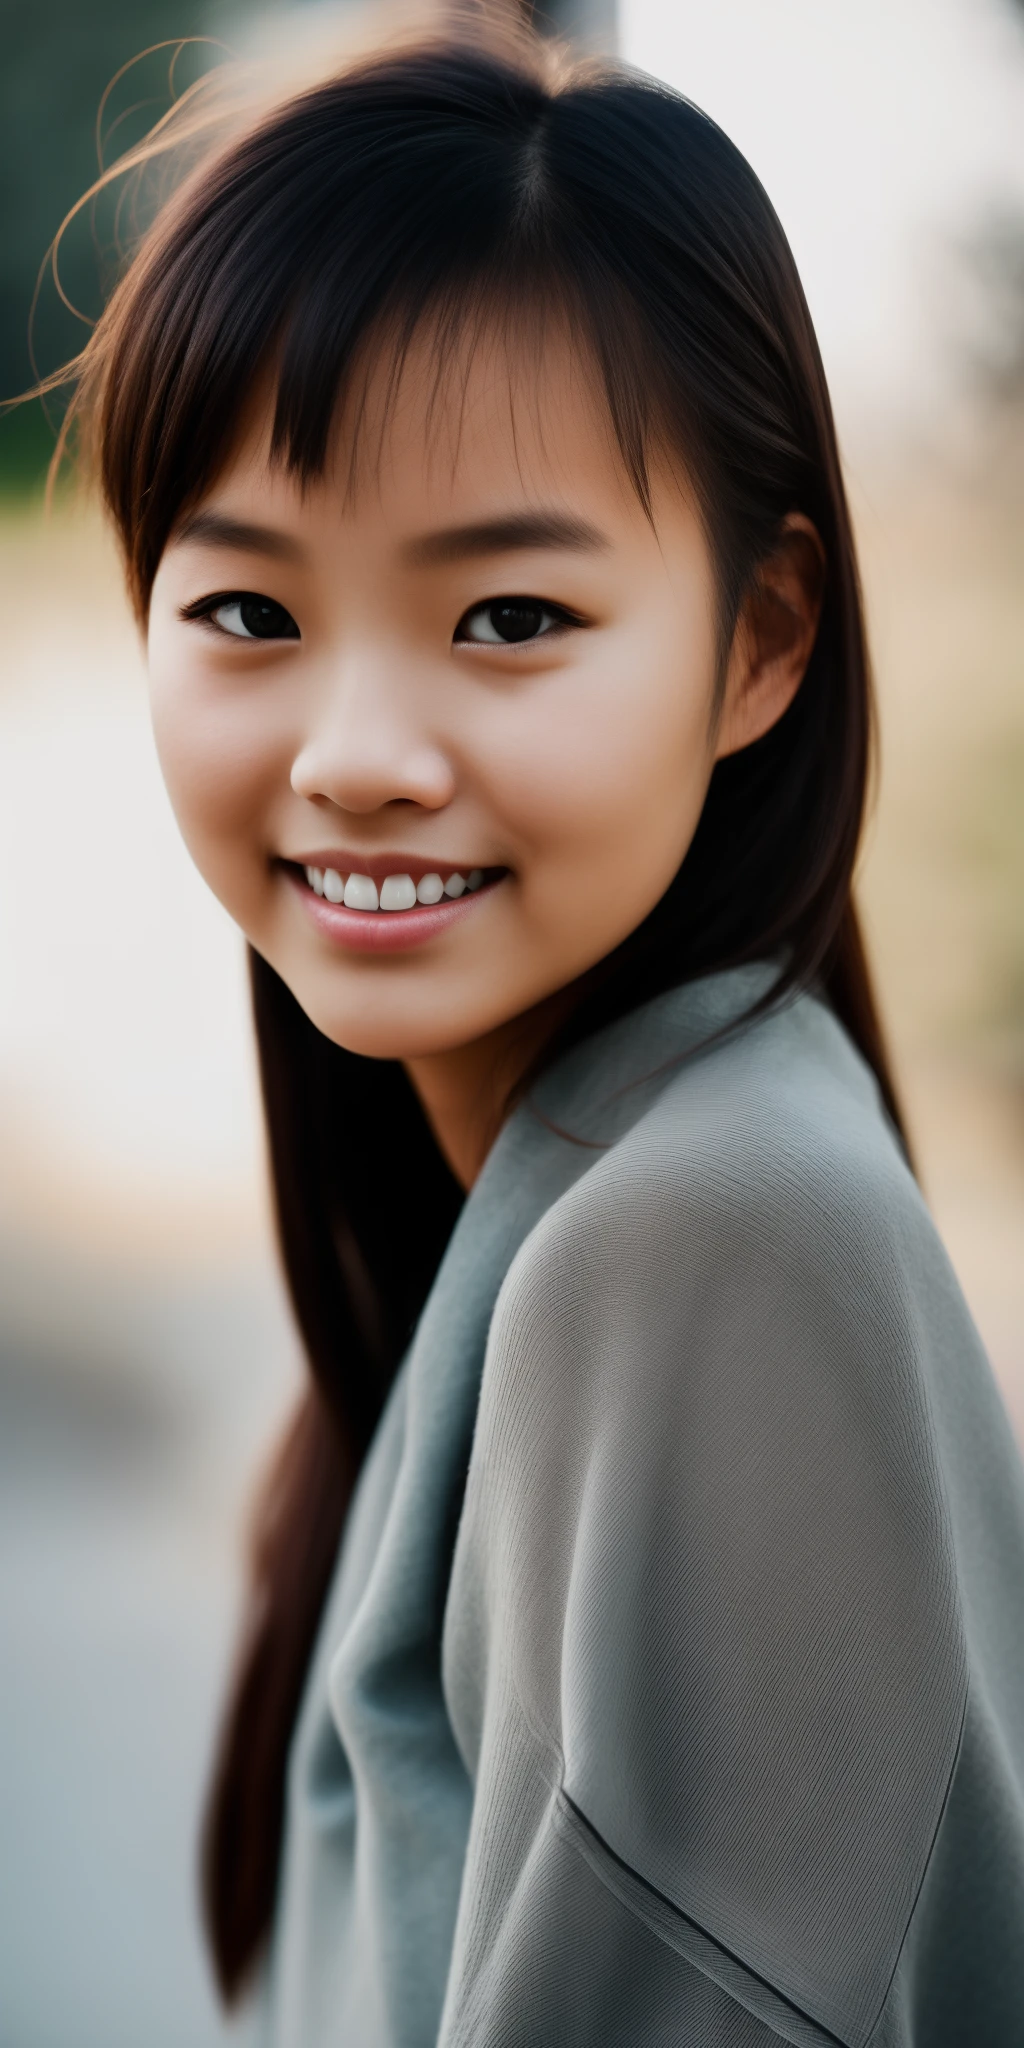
[0,1232,295,2048]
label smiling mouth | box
[287,860,505,912]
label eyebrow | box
[173,512,306,563]
[401,511,611,566]
[172,507,610,569]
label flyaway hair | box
[57,27,904,2000]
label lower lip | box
[287,868,504,953]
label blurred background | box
[1,0,1022,2041]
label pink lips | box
[285,864,503,954]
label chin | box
[297,986,501,1064]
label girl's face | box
[147,331,800,1062]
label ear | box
[714,514,825,761]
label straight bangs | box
[72,47,630,614]
[278,269,658,542]
[72,41,824,647]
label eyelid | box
[180,589,242,621]
[178,590,300,640]
[453,597,587,647]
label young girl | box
[63,29,1024,2046]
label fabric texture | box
[256,968,1024,2047]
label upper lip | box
[284,851,496,885]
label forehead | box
[219,316,648,534]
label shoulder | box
[489,998,957,1636]
[504,991,923,1359]
[490,998,949,1550]
[470,995,968,2043]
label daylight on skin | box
[147,322,820,1181]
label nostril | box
[288,734,457,815]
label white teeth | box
[379,873,417,912]
[344,872,379,912]
[309,863,490,911]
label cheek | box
[480,622,715,885]
[147,660,286,898]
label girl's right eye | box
[188,594,300,640]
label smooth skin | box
[148,327,822,1187]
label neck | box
[404,990,575,1190]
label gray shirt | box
[258,967,1024,2046]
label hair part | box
[58,29,906,2004]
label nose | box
[290,656,456,816]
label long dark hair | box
[60,26,905,2003]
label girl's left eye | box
[454,597,576,646]
[193,594,300,640]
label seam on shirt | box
[863,1677,970,2047]
[554,1789,848,2048]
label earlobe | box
[714,514,825,761]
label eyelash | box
[179,591,587,644]
[181,592,237,621]
[178,591,298,639]
[453,597,585,648]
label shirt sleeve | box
[440,1097,968,2048]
